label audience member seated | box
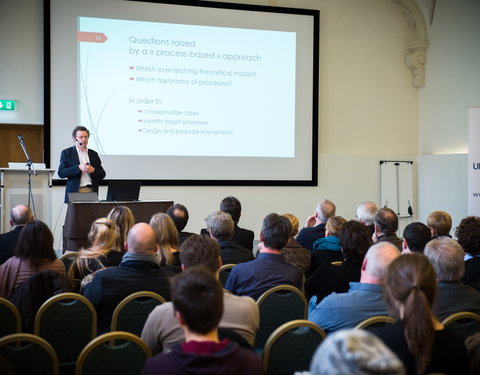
[305,220,372,303]
[306,329,404,375]
[166,203,194,245]
[401,222,431,254]
[142,266,265,375]
[424,237,480,320]
[219,196,255,251]
[455,216,480,291]
[280,213,311,275]
[141,234,259,354]
[312,216,346,252]
[372,208,402,250]
[372,253,468,375]
[201,196,255,251]
[225,213,303,300]
[356,201,379,235]
[426,210,452,238]
[310,216,347,274]
[107,205,134,252]
[82,223,176,333]
[297,199,336,250]
[205,211,253,265]
[68,218,124,291]
[0,220,65,298]
[308,242,399,333]
[150,213,182,268]
[0,204,34,265]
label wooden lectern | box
[62,200,174,251]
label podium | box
[62,200,174,251]
[0,167,55,233]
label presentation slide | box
[79,17,296,157]
[48,0,318,183]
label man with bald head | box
[0,204,33,264]
[83,223,176,333]
[308,242,400,333]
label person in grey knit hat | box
[299,329,404,375]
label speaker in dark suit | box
[58,126,106,203]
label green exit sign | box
[0,100,15,110]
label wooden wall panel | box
[0,124,44,167]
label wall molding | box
[393,0,430,88]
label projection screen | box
[46,0,319,186]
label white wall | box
[0,0,43,125]
[417,0,480,231]
[1,0,437,249]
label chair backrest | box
[0,333,59,375]
[0,297,21,338]
[255,285,307,350]
[8,270,72,333]
[262,320,326,375]
[218,263,236,287]
[75,331,152,375]
[441,311,480,340]
[355,315,396,330]
[111,291,166,337]
[34,293,97,366]
[59,252,79,270]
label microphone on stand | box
[407,200,413,216]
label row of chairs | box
[0,331,150,375]
[3,284,480,375]
[261,311,480,375]
[4,313,479,375]
[1,290,166,338]
[0,283,308,374]
[1,320,320,375]
[0,290,165,372]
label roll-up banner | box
[468,106,480,215]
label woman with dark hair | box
[455,216,480,290]
[373,253,468,375]
[305,220,372,304]
[107,205,134,252]
[68,217,124,290]
[0,220,65,297]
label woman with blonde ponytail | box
[68,217,124,290]
[107,205,134,251]
[373,253,468,375]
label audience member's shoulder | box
[224,292,257,309]
[238,226,254,236]
[231,258,255,270]
[149,301,174,317]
